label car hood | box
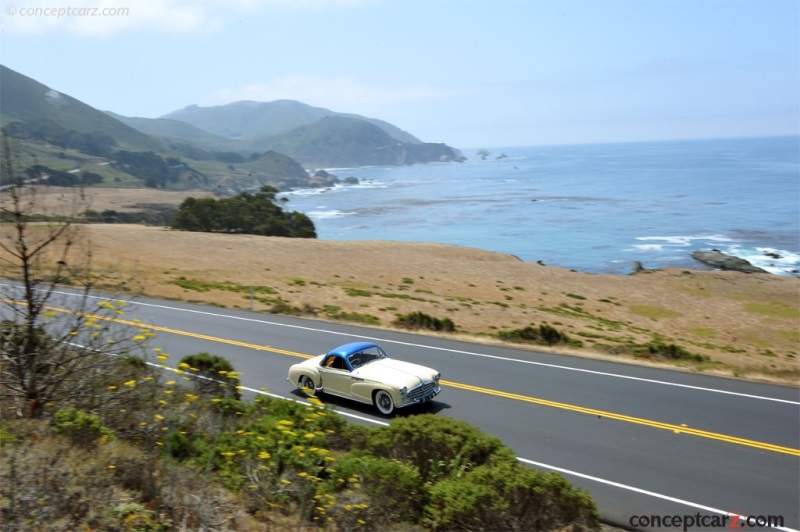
[353,358,437,388]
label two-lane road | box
[14,288,800,530]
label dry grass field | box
[7,187,800,385]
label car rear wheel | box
[374,390,395,415]
[299,375,316,397]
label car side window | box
[348,353,362,370]
[361,346,385,364]
[323,355,347,371]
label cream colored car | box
[287,341,441,415]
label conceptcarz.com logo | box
[628,512,786,531]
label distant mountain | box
[0,65,162,152]
[257,116,464,168]
[106,112,238,151]
[1,65,463,188]
[0,66,312,192]
[161,99,423,145]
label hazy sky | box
[1,0,798,148]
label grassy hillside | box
[15,213,791,384]
[0,65,162,152]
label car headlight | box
[434,373,441,382]
[400,386,407,400]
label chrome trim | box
[397,381,440,408]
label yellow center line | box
[23,303,800,457]
[442,380,799,456]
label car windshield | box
[347,346,387,370]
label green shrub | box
[427,461,599,531]
[344,287,373,297]
[637,341,706,362]
[54,407,114,447]
[392,311,456,333]
[366,415,516,484]
[495,323,582,347]
[179,352,241,400]
[326,454,426,525]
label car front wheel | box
[299,375,316,397]
[374,389,395,415]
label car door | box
[319,355,355,398]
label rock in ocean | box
[691,250,769,274]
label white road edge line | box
[517,457,800,532]
[58,290,798,406]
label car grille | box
[407,382,437,401]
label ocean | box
[280,136,800,276]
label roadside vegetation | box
[0,346,600,530]
[0,137,599,530]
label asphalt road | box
[7,287,800,531]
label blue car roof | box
[327,342,379,358]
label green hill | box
[256,116,464,168]
[1,65,464,187]
[0,65,162,152]
[106,112,239,151]
[161,99,423,145]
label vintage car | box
[287,341,441,415]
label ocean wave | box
[307,209,356,220]
[283,180,388,197]
[634,235,738,247]
[728,246,800,276]
[630,237,800,275]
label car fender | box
[289,358,324,390]
[351,380,390,404]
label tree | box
[172,186,317,238]
[0,134,150,419]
